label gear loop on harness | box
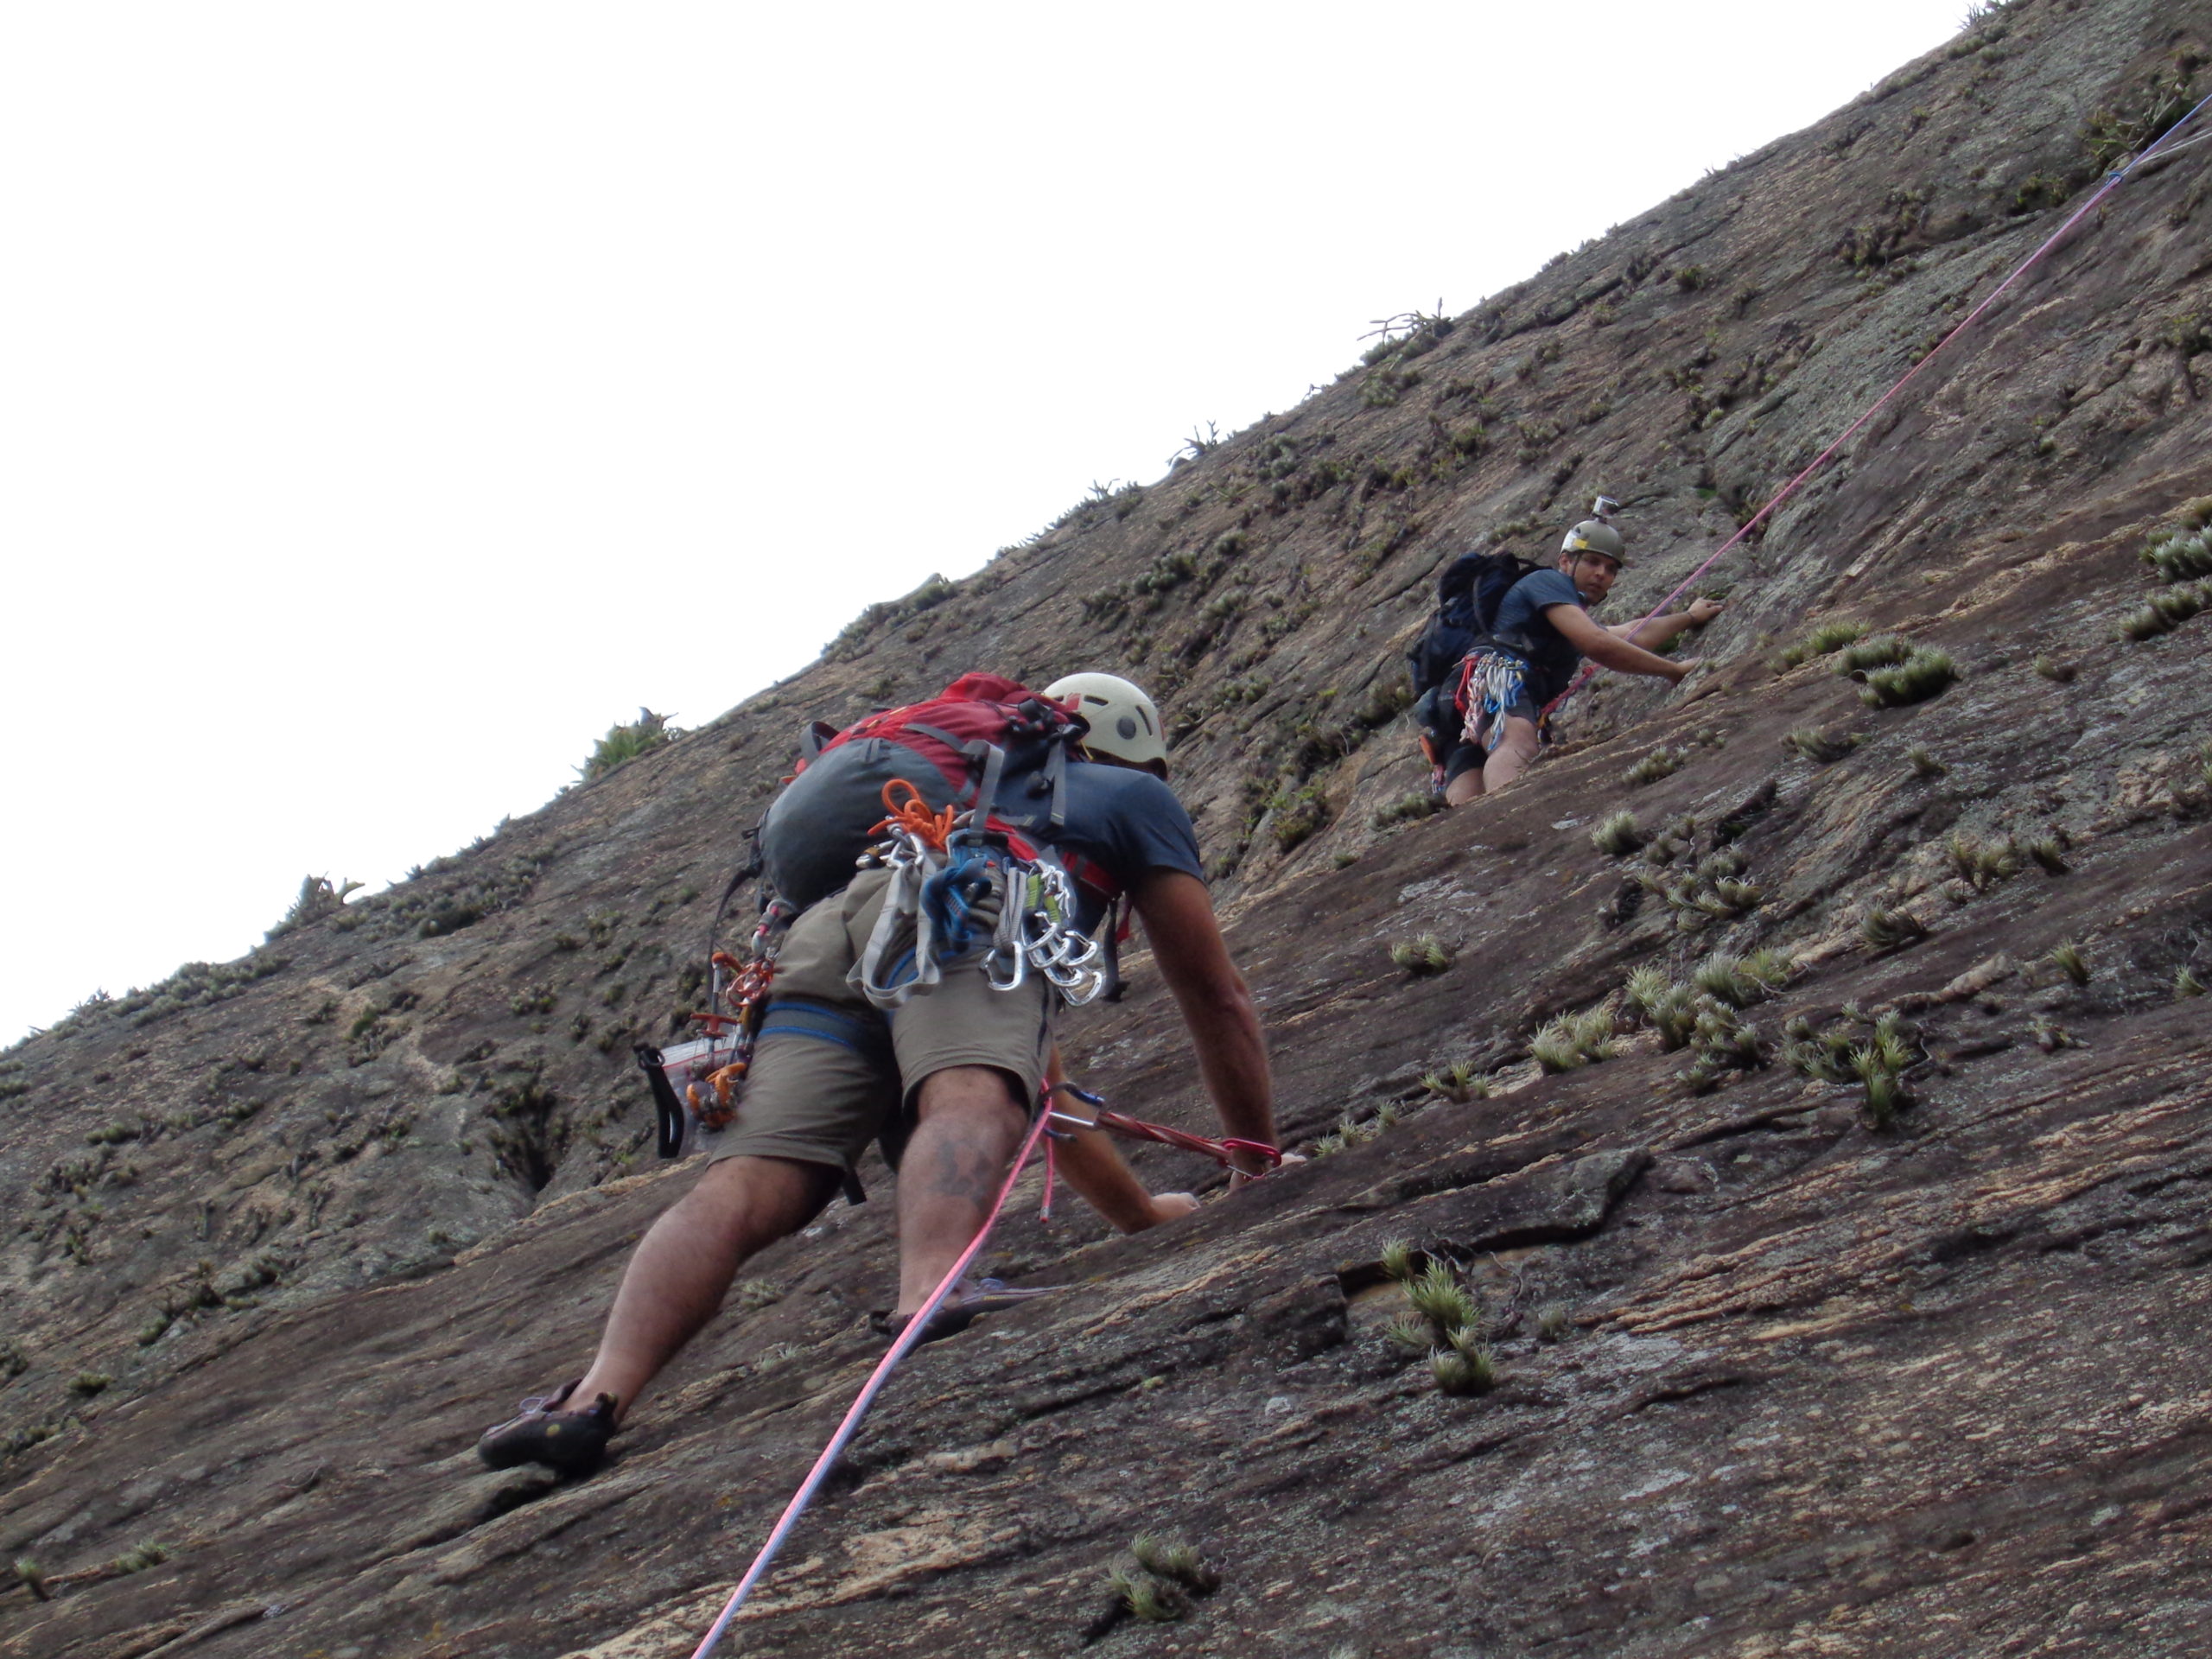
[635,898,796,1157]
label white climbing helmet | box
[1045,672,1170,774]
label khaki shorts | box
[701,867,1056,1176]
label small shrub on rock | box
[1859,647,1958,708]
[1390,936,1454,976]
[1775,620,1867,669]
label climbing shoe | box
[476,1380,617,1477]
[871,1277,1063,1345]
[877,1303,977,1345]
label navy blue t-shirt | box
[1488,568,1587,704]
[995,760,1205,930]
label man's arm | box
[1607,596,1724,648]
[1042,1047,1197,1231]
[1126,868,1276,1179]
[1548,603,1696,681]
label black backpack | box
[1407,549,1543,697]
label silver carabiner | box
[985,938,1028,992]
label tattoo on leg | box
[928,1139,1002,1207]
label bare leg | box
[1480,716,1543,793]
[893,1065,1028,1315]
[574,1154,838,1423]
[1445,766,1485,806]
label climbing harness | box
[645,771,1113,1153]
[634,899,795,1159]
[1544,86,2212,721]
[639,667,1125,1154]
[686,1106,1054,1659]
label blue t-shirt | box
[995,760,1205,930]
[1488,568,1587,704]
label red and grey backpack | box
[642,673,1127,1162]
[756,671,1116,912]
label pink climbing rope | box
[687,1107,1052,1659]
[1548,87,2212,714]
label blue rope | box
[920,842,1006,959]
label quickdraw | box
[1046,1082,1282,1177]
[986,857,1105,1001]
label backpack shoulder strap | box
[969,740,1008,829]
[799,720,841,760]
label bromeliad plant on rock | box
[1418,1060,1490,1103]
[1783,1008,1922,1127]
[1385,1257,1499,1397]
[1531,1004,1622,1072]
[1390,935,1455,977]
[1859,645,1959,708]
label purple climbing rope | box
[1548,87,2212,714]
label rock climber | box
[478,671,1275,1478]
[1436,513,1722,805]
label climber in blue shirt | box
[1443,516,1723,804]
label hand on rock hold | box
[1147,1192,1199,1224]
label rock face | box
[5,3,2212,1653]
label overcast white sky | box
[1,2,1973,1041]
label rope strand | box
[688,1108,1052,1657]
[1549,87,2212,714]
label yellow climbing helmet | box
[1044,672,1169,774]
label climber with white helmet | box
[479,670,1274,1478]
